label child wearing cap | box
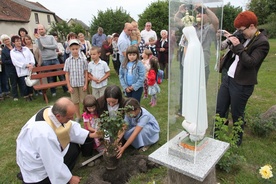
[64,39,88,123]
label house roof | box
[0,0,31,22]
[0,0,63,23]
[12,0,54,14]
[68,18,90,30]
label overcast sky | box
[28,0,248,26]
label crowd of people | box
[1,5,270,184]
[4,21,167,184]
[0,21,168,102]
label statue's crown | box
[182,11,195,26]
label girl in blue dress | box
[117,98,160,158]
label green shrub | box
[214,115,246,173]
[249,114,276,137]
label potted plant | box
[97,106,133,170]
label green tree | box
[138,0,169,39]
[248,0,276,25]
[217,3,242,33]
[49,21,71,41]
[49,21,85,41]
[90,8,133,36]
[70,23,86,36]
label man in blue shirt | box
[91,27,106,47]
[118,23,133,63]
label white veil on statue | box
[181,11,208,142]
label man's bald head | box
[124,23,133,36]
[52,97,75,116]
[37,24,46,36]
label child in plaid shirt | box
[64,39,88,122]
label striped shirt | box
[64,56,88,87]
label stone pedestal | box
[168,167,216,184]
[149,131,229,183]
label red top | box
[147,69,156,86]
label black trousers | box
[23,143,80,184]
[216,76,254,124]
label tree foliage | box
[89,8,133,36]
[49,21,71,41]
[217,3,242,33]
[138,0,169,39]
[49,21,86,41]
[70,23,86,36]
[248,0,276,25]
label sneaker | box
[52,93,56,97]
[4,93,11,98]
[13,98,19,101]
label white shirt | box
[10,47,35,77]
[228,39,251,78]
[140,29,157,43]
[16,107,89,183]
[88,59,110,88]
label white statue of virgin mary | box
[181,11,208,142]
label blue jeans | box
[41,58,62,94]
[126,87,143,103]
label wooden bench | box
[31,64,67,104]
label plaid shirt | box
[64,56,88,87]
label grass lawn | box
[0,39,275,184]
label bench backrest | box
[31,64,66,79]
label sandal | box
[139,145,150,152]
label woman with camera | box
[216,11,270,146]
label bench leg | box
[42,89,48,104]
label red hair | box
[234,11,258,28]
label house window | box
[35,13,39,24]
[47,15,51,25]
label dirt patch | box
[83,152,160,184]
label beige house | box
[67,18,90,38]
[0,0,62,39]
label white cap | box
[69,39,79,46]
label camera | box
[196,6,206,14]
[227,30,245,45]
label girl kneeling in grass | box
[117,98,160,158]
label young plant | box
[98,105,133,154]
[214,115,246,173]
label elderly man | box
[16,97,98,184]
[35,24,66,96]
[117,23,133,63]
[140,22,157,46]
[92,27,107,47]
[216,11,270,146]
